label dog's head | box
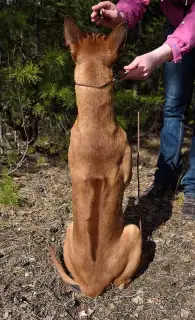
[64,17,127,85]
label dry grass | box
[0,135,195,320]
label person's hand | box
[122,52,159,80]
[122,44,173,81]
[91,1,125,29]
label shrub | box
[0,174,20,206]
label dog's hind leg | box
[113,224,142,289]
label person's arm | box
[91,0,149,29]
[116,0,149,29]
[122,3,195,81]
[164,4,195,63]
[121,2,195,72]
[122,44,172,80]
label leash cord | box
[136,84,142,233]
[137,110,140,202]
[136,81,141,204]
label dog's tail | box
[49,247,81,290]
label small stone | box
[136,305,144,312]
[132,296,139,304]
[17,227,21,231]
[3,311,9,319]
[20,303,27,309]
[147,298,154,304]
[29,257,35,263]
[109,303,115,310]
[60,313,68,318]
[87,308,94,316]
[13,297,19,305]
[131,295,143,304]
[181,309,190,319]
[25,272,29,277]
[51,236,55,242]
[165,239,171,245]
[137,289,143,295]
[187,232,193,237]
[79,310,87,318]
[182,255,191,263]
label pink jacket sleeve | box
[116,0,150,29]
[164,3,195,63]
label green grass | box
[0,174,19,206]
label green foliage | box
[57,87,75,109]
[36,156,46,166]
[0,174,19,206]
[9,61,42,85]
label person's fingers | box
[123,73,148,80]
[101,8,118,19]
[92,1,112,11]
[91,2,117,28]
[91,11,98,19]
[124,60,139,72]
[119,65,139,79]
[96,19,102,25]
[91,15,101,23]
[121,68,144,80]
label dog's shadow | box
[124,193,173,276]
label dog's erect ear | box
[107,22,128,53]
[64,17,83,47]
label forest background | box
[0,0,194,203]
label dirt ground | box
[0,135,195,320]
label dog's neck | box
[74,64,116,124]
[75,84,116,125]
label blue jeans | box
[155,24,195,197]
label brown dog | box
[50,17,142,298]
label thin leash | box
[137,110,140,202]
[136,83,141,204]
[136,83,142,233]
[75,71,129,89]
